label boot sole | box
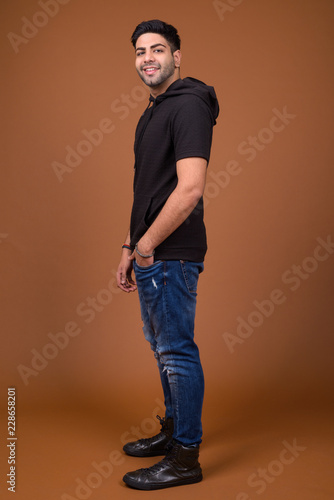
[123,449,168,457]
[123,473,203,490]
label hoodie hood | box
[153,77,219,125]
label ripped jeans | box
[133,259,205,446]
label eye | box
[136,51,144,56]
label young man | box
[116,19,219,490]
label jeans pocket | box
[180,261,204,294]
[134,260,163,271]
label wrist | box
[135,243,155,259]
[137,236,154,255]
[122,244,132,251]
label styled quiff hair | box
[131,19,181,53]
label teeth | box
[145,68,157,73]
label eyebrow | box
[135,43,167,52]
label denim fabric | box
[133,259,205,446]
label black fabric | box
[130,77,219,262]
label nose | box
[144,50,155,64]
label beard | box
[137,58,176,88]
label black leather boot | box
[123,415,174,457]
[123,440,203,490]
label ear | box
[173,50,182,68]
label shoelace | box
[156,415,169,431]
[135,415,168,446]
[140,445,179,476]
[136,434,162,446]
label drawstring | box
[148,94,156,107]
[143,94,155,111]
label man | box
[116,19,219,490]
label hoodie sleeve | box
[171,94,214,163]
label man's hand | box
[129,251,154,268]
[116,249,137,293]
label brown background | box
[1,0,334,499]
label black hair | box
[131,19,181,53]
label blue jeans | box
[133,259,205,446]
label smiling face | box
[135,33,181,96]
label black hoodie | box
[130,77,219,262]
